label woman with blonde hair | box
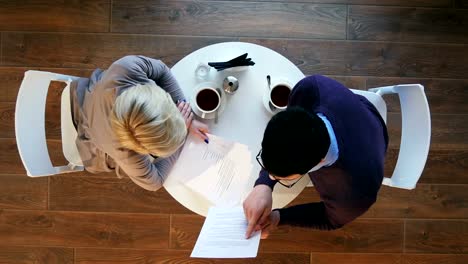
[71,55,208,191]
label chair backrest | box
[351,89,387,123]
[15,70,84,177]
[366,84,431,190]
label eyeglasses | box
[256,149,306,189]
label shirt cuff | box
[254,168,277,190]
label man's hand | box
[260,210,280,239]
[189,119,209,142]
[243,185,273,239]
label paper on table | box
[191,206,261,258]
[168,133,252,206]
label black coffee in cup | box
[270,85,291,108]
[196,88,220,112]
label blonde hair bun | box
[111,81,186,157]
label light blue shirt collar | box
[308,113,339,172]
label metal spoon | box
[266,75,276,113]
[215,88,222,124]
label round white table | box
[165,42,311,216]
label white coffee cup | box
[195,87,221,119]
[269,81,292,111]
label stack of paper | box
[191,206,261,258]
[168,133,253,206]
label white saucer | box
[262,88,276,115]
[191,82,227,120]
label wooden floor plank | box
[386,148,468,184]
[328,75,367,90]
[1,1,467,261]
[75,248,310,264]
[49,176,191,214]
[405,220,468,253]
[311,253,402,264]
[240,38,468,79]
[1,32,236,68]
[0,209,170,249]
[3,33,468,79]
[291,184,468,219]
[112,1,346,39]
[171,215,403,253]
[402,254,468,264]
[0,138,25,175]
[0,174,47,210]
[386,113,468,150]
[0,246,73,264]
[229,1,451,7]
[366,77,468,114]
[364,185,468,219]
[348,6,468,43]
[0,0,110,33]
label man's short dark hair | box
[261,107,330,177]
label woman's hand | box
[177,101,193,129]
[177,101,209,143]
[189,119,210,143]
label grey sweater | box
[71,55,185,191]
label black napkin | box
[208,53,255,71]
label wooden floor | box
[0,0,467,263]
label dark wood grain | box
[0,138,123,177]
[1,0,467,261]
[76,248,310,264]
[405,220,468,253]
[171,215,403,252]
[366,77,468,114]
[231,0,451,7]
[0,246,73,264]
[312,253,402,264]
[50,176,191,214]
[0,174,47,210]
[240,38,468,79]
[290,184,468,219]
[0,102,14,138]
[0,139,26,175]
[112,1,346,39]
[1,32,236,68]
[328,75,367,90]
[0,209,170,248]
[386,148,468,184]
[402,254,468,264]
[348,6,468,43]
[364,184,468,219]
[0,0,110,32]
[454,0,468,8]
[386,113,468,150]
[170,214,205,250]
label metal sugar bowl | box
[222,76,239,94]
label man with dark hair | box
[244,75,388,238]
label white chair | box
[307,84,431,190]
[15,70,84,177]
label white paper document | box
[168,133,253,206]
[191,206,261,258]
